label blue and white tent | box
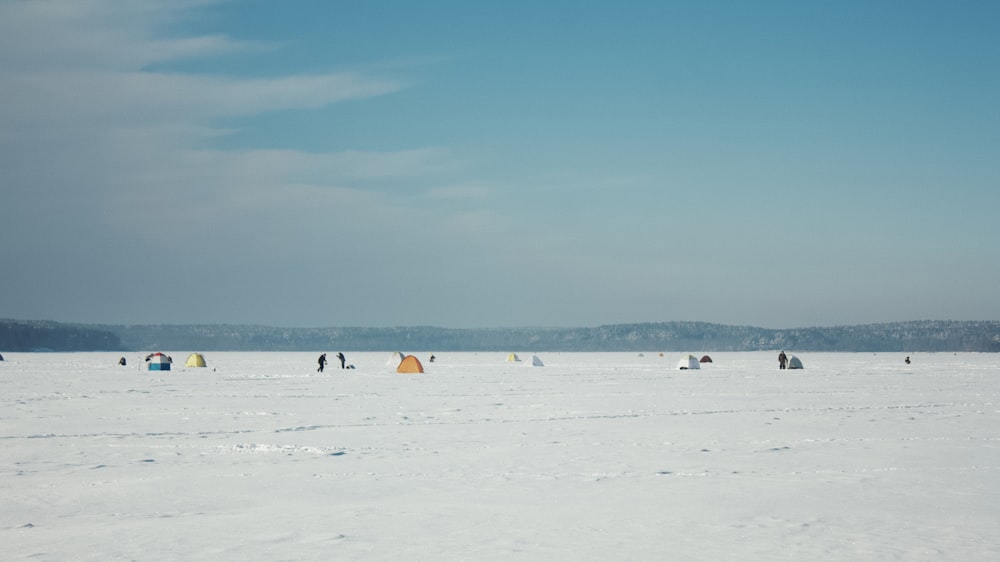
[146,352,172,371]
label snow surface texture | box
[2,352,998,561]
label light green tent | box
[185,353,207,367]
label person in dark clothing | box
[778,351,788,370]
[317,353,327,372]
[118,357,127,366]
[337,352,346,369]
[905,356,911,364]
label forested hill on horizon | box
[2,320,999,353]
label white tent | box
[386,352,406,367]
[529,354,544,367]
[788,356,804,369]
[677,355,701,370]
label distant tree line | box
[2,319,998,352]
[0,320,122,352]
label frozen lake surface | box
[2,351,998,560]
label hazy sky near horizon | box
[2,0,998,329]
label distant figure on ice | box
[778,351,788,370]
[337,352,347,369]
[429,354,436,363]
[118,357,127,366]
[905,356,911,365]
[317,353,327,372]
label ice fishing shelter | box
[387,352,406,367]
[396,355,424,374]
[506,353,521,362]
[788,356,804,369]
[529,354,544,367]
[185,353,207,367]
[700,355,713,363]
[677,355,701,370]
[146,352,172,371]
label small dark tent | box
[699,355,713,363]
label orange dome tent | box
[396,355,424,374]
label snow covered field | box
[2,351,998,561]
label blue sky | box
[2,0,998,329]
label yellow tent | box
[185,353,207,367]
[506,353,521,362]
[396,355,424,374]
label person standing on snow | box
[317,353,328,372]
[778,351,788,370]
[337,352,346,369]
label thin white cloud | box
[173,148,457,191]
[2,71,402,131]
[0,0,251,71]
[425,185,495,199]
